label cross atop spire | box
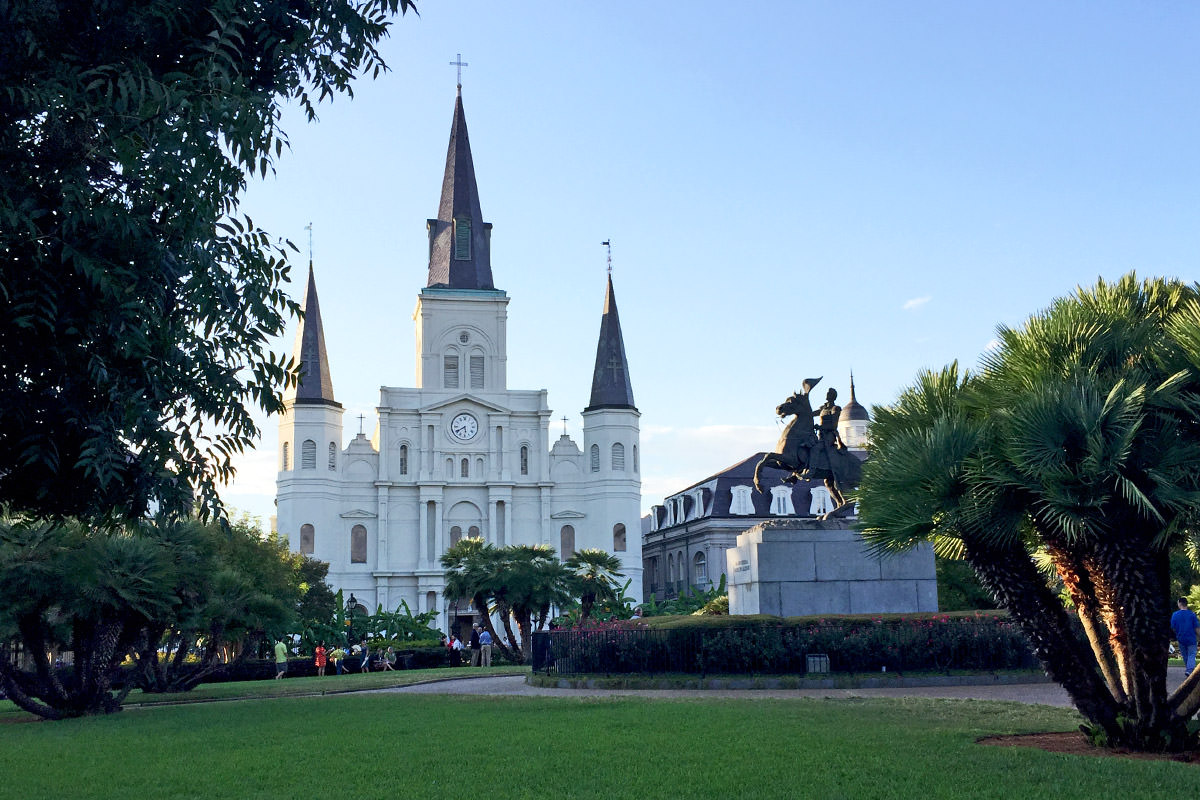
[450,53,468,89]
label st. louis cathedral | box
[275,88,642,633]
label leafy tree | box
[564,548,625,624]
[0,0,415,524]
[131,517,296,693]
[857,274,1200,752]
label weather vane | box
[450,53,468,88]
[601,239,611,275]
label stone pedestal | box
[726,519,937,616]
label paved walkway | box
[381,668,1194,709]
[382,674,1081,705]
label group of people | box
[443,622,493,667]
[272,642,398,681]
[275,622,501,678]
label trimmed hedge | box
[535,613,1040,675]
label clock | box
[450,412,478,441]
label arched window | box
[301,439,316,469]
[612,442,625,471]
[299,523,314,554]
[694,551,708,583]
[445,458,453,478]
[328,442,337,470]
[613,523,626,552]
[468,525,480,540]
[520,446,529,475]
[281,442,290,471]
[648,557,658,591]
[667,554,675,585]
[426,591,437,613]
[633,445,639,472]
[460,457,469,478]
[560,525,575,560]
[399,444,409,475]
[590,444,600,472]
[350,525,367,563]
[450,526,462,547]
[443,353,459,389]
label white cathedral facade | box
[275,88,642,635]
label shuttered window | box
[454,217,471,260]
[301,439,316,469]
[590,444,599,472]
[612,442,625,471]
[443,355,459,389]
[470,355,484,388]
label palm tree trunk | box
[964,539,1122,738]
[1091,534,1181,748]
[476,595,516,663]
[1047,544,1126,703]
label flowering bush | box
[540,612,1038,675]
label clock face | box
[450,413,478,442]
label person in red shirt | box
[314,642,327,677]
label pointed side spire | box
[284,264,340,407]
[585,275,636,412]
[426,90,495,290]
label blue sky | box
[223,1,1200,525]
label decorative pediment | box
[339,509,377,519]
[550,510,586,520]
[420,393,510,414]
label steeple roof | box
[426,89,494,290]
[585,275,636,412]
[284,264,340,407]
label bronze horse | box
[753,378,862,518]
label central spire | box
[425,89,494,290]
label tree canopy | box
[857,273,1200,752]
[0,0,415,523]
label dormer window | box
[454,217,471,260]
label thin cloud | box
[903,296,932,311]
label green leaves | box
[0,0,415,524]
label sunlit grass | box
[2,692,1196,799]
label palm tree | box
[0,518,176,718]
[857,274,1200,752]
[565,549,625,624]
[495,544,569,661]
[440,538,516,662]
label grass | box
[1,689,1196,798]
[0,665,525,716]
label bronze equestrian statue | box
[753,377,862,518]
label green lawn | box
[1,690,1196,799]
[0,665,525,716]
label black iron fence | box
[532,617,1039,675]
